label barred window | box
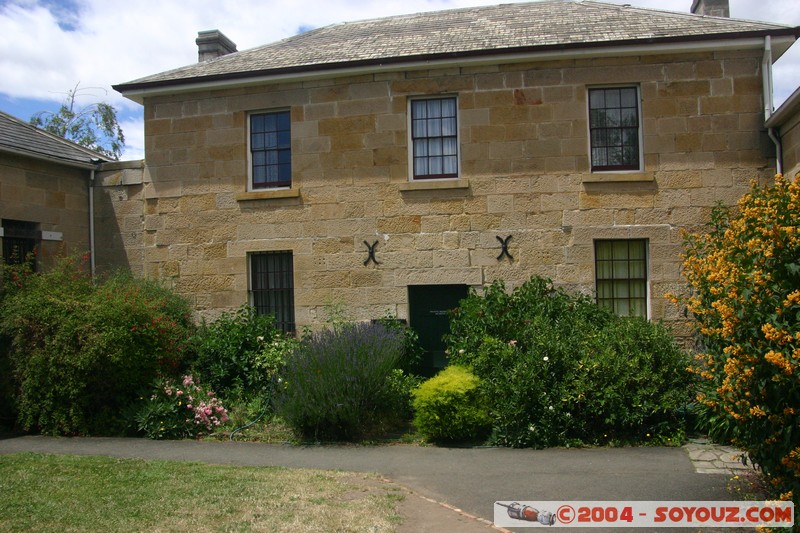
[250,111,291,189]
[1,219,38,271]
[250,251,295,333]
[595,239,648,318]
[411,97,458,179]
[588,87,641,171]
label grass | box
[0,453,404,532]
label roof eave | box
[114,29,800,104]
[766,85,800,129]
[0,145,104,170]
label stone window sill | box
[583,172,654,183]
[399,179,470,192]
[236,188,301,202]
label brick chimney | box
[690,0,730,17]
[196,30,237,62]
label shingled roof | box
[0,111,107,169]
[115,0,799,95]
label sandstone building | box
[0,111,108,272]
[106,0,798,367]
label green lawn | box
[0,453,403,532]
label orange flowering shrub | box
[672,173,799,510]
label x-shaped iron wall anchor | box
[363,240,380,266]
[496,235,514,261]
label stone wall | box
[778,104,800,178]
[94,160,147,275]
[0,152,90,266]
[116,49,773,333]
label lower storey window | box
[250,251,295,333]
[595,239,648,318]
[1,219,39,271]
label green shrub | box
[274,322,405,441]
[0,257,194,435]
[381,368,422,428]
[447,277,692,448]
[411,365,491,444]
[374,314,425,374]
[190,305,291,399]
[672,173,800,511]
[135,374,229,440]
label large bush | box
[0,257,194,435]
[274,322,406,441]
[673,173,800,509]
[190,305,291,399]
[447,277,692,448]
[412,365,491,443]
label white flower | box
[458,349,465,355]
[543,356,549,362]
[257,336,265,342]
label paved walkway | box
[0,435,751,532]
[683,438,756,475]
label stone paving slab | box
[684,439,757,475]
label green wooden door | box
[408,284,469,376]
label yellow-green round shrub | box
[411,365,491,444]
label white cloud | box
[1,0,798,157]
[119,115,145,160]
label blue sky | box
[1,0,798,160]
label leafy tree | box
[671,173,800,515]
[30,83,125,159]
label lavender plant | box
[275,322,405,441]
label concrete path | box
[0,435,751,532]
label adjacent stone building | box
[0,111,107,272]
[110,0,799,364]
[766,87,800,177]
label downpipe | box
[762,36,783,175]
[89,159,103,281]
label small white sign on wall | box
[41,231,63,242]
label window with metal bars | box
[250,110,291,189]
[588,87,641,171]
[250,251,295,333]
[410,96,459,179]
[594,239,648,318]
[1,219,39,271]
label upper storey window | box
[588,87,641,172]
[250,111,291,189]
[410,97,459,180]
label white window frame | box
[247,109,292,191]
[586,85,644,173]
[594,238,650,319]
[407,95,461,181]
